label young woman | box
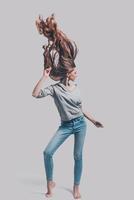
[32,14,104,199]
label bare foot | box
[45,192,53,198]
[73,185,81,199]
[45,181,56,198]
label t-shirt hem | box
[60,113,84,122]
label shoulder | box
[49,82,61,93]
[50,82,60,89]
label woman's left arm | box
[81,108,104,128]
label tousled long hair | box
[35,13,78,81]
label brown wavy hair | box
[35,13,79,81]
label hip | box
[60,115,87,128]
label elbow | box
[81,109,86,116]
[32,92,38,98]
[32,89,42,98]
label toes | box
[73,192,81,199]
[45,192,52,198]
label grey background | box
[0,0,134,199]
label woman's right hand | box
[43,67,52,78]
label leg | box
[43,124,72,197]
[73,123,87,198]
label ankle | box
[47,180,53,184]
[73,184,80,189]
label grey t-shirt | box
[36,81,84,121]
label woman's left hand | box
[93,121,104,128]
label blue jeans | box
[43,115,87,185]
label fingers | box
[100,124,104,128]
[35,15,42,27]
[46,68,52,72]
[95,122,104,128]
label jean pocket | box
[80,118,87,126]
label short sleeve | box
[36,85,54,98]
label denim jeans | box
[43,115,87,185]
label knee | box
[74,153,82,160]
[43,149,53,159]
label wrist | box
[91,119,96,124]
[42,76,48,80]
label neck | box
[60,77,71,86]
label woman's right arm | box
[32,67,52,98]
